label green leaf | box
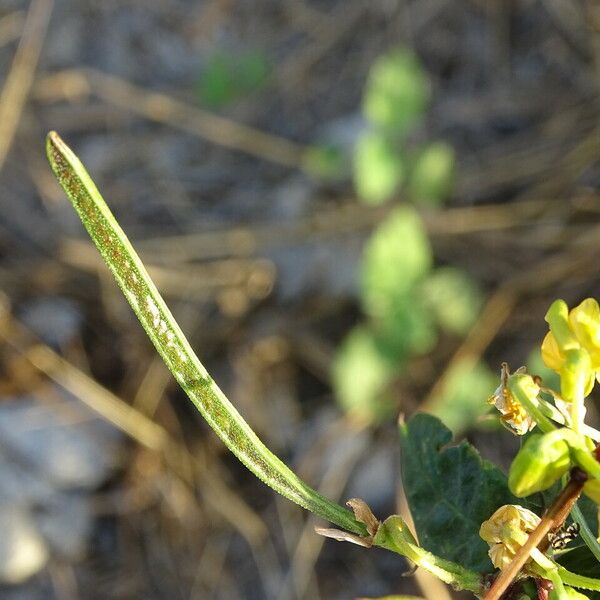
[559,546,600,578]
[362,49,429,135]
[198,54,233,108]
[399,413,520,572]
[429,359,496,434]
[353,132,404,205]
[372,294,437,359]
[198,49,270,108]
[236,50,271,91]
[361,206,432,319]
[418,267,483,336]
[558,546,600,600]
[575,495,600,550]
[408,142,455,207]
[332,326,397,423]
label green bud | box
[545,300,579,353]
[560,347,592,403]
[509,431,572,497]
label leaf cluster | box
[333,49,492,429]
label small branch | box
[484,468,587,600]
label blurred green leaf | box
[199,54,232,107]
[303,144,345,180]
[354,132,404,204]
[237,50,271,91]
[527,347,561,392]
[362,49,429,135]
[361,207,432,319]
[399,414,519,572]
[332,326,398,423]
[372,294,437,359]
[429,359,496,434]
[409,142,455,207]
[199,50,270,108]
[419,267,483,336]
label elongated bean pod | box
[46,131,365,536]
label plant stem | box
[373,516,482,594]
[46,131,366,537]
[570,360,586,435]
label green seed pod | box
[509,431,572,497]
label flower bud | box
[508,431,571,497]
[545,300,579,353]
[560,348,593,403]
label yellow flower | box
[488,364,537,435]
[479,505,541,570]
[542,299,600,400]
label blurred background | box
[0,0,599,598]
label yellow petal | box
[570,298,600,369]
[541,331,564,373]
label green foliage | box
[559,547,600,600]
[198,49,270,108]
[360,206,432,318]
[332,326,396,423]
[559,546,600,579]
[399,413,519,572]
[354,49,451,209]
[333,47,490,429]
[408,142,455,207]
[362,50,429,134]
[429,359,496,434]
[577,496,600,535]
[419,267,483,336]
[352,49,455,209]
[354,132,404,204]
[371,295,437,358]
